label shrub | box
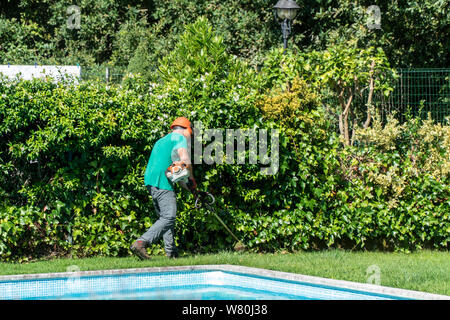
[0,76,157,260]
[333,114,449,250]
[257,77,320,129]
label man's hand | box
[186,177,197,194]
[178,177,197,194]
[177,147,193,176]
[177,146,196,193]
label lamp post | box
[273,0,300,51]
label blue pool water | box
[0,269,409,300]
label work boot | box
[166,252,178,259]
[130,240,151,260]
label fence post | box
[105,67,109,84]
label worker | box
[130,117,196,260]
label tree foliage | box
[1,0,448,68]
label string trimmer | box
[194,191,245,252]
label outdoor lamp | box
[273,0,301,50]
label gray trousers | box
[138,186,177,256]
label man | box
[130,117,196,260]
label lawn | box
[1,249,449,296]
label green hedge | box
[0,18,448,261]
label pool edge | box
[0,264,448,300]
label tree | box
[315,43,396,146]
[301,0,450,68]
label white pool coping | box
[0,264,448,300]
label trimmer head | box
[195,191,246,252]
[233,241,246,252]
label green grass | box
[1,250,449,296]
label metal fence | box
[80,65,126,84]
[375,69,450,124]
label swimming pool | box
[0,265,447,300]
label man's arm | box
[177,147,196,193]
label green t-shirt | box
[144,132,188,191]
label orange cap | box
[170,117,192,135]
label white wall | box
[0,65,81,82]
